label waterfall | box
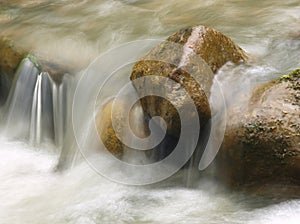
[29,73,43,145]
[52,75,70,147]
[2,57,70,149]
[29,71,55,145]
[1,55,217,184]
[4,58,41,140]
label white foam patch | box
[0,137,299,224]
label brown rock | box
[130,25,248,137]
[166,26,248,73]
[0,36,27,78]
[96,99,149,157]
[0,36,70,85]
[218,69,300,187]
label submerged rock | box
[218,69,300,187]
[130,25,248,137]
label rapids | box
[0,0,300,223]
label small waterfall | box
[30,73,43,145]
[2,57,71,149]
[1,56,220,186]
[1,55,220,187]
[4,58,41,140]
[55,74,76,170]
[52,76,70,147]
[29,72,55,145]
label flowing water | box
[0,0,300,223]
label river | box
[0,0,300,223]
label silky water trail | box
[0,0,300,223]
[0,45,299,224]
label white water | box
[3,58,70,147]
[29,73,42,145]
[4,58,40,141]
[0,0,300,223]
[0,136,299,224]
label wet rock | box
[247,183,300,200]
[0,37,27,103]
[166,26,248,73]
[130,25,248,137]
[41,60,70,83]
[0,36,70,93]
[0,36,27,79]
[218,69,300,187]
[96,100,124,156]
[96,99,149,157]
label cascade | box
[4,58,41,141]
[3,57,70,149]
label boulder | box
[130,25,248,137]
[0,36,70,102]
[96,100,124,156]
[166,26,248,73]
[0,36,27,78]
[218,69,300,187]
[96,99,149,157]
[0,36,27,103]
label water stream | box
[0,0,300,223]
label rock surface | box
[0,36,70,87]
[130,25,248,137]
[96,99,149,157]
[218,69,300,187]
[0,36,27,78]
[96,100,124,156]
[0,36,28,103]
[166,26,248,73]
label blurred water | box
[0,0,300,223]
[0,136,299,224]
[0,136,300,224]
[0,0,299,71]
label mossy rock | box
[0,36,70,85]
[0,36,27,78]
[130,25,248,137]
[218,69,300,187]
[0,36,69,106]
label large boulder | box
[130,25,248,137]
[218,69,300,187]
